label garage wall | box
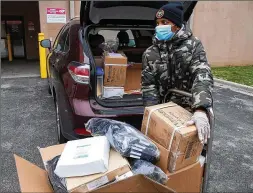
[38,1,80,43]
[39,1,70,43]
[192,1,253,66]
[35,1,253,66]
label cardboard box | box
[125,63,142,91]
[64,150,131,192]
[166,158,205,193]
[95,56,104,67]
[55,136,110,178]
[104,53,127,87]
[14,144,176,192]
[103,86,124,99]
[39,143,131,192]
[141,102,203,172]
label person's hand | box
[186,110,210,144]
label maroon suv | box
[41,1,197,143]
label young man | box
[141,2,214,144]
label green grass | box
[211,65,253,87]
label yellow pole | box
[38,33,47,78]
[6,34,13,62]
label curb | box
[1,74,40,79]
[214,78,253,92]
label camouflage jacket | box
[141,25,214,111]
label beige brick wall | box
[192,1,253,66]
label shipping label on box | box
[141,102,203,172]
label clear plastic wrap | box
[130,159,168,185]
[45,155,68,193]
[99,38,119,53]
[85,118,160,163]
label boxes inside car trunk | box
[14,143,176,193]
[103,52,128,87]
[141,102,203,173]
[95,56,142,98]
[124,63,142,92]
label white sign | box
[47,8,66,23]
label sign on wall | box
[47,8,66,24]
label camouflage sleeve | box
[189,40,214,111]
[141,51,160,106]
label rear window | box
[98,29,135,47]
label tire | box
[55,98,67,144]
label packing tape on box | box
[145,103,185,153]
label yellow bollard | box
[38,33,47,78]
[6,34,13,62]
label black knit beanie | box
[155,2,184,27]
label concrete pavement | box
[1,60,40,78]
[1,77,253,192]
[1,77,57,192]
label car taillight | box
[68,62,90,84]
[74,128,91,136]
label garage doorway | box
[1,16,26,60]
[1,1,41,78]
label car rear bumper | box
[63,98,144,141]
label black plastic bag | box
[130,159,168,185]
[85,118,160,163]
[46,155,68,193]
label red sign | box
[47,8,66,15]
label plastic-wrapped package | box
[45,155,68,193]
[99,38,119,53]
[85,118,160,163]
[130,159,168,185]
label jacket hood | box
[152,24,192,49]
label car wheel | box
[55,98,67,144]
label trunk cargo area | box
[88,26,154,107]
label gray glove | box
[187,111,210,144]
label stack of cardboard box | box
[102,52,128,98]
[141,102,205,193]
[14,143,175,193]
[13,101,206,192]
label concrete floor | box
[0,76,253,192]
[1,59,40,78]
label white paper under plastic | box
[103,87,124,98]
[54,136,110,178]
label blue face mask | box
[155,25,175,41]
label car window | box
[52,25,66,49]
[55,25,70,52]
[98,29,135,47]
[139,30,153,37]
[64,32,70,52]
[126,30,136,47]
